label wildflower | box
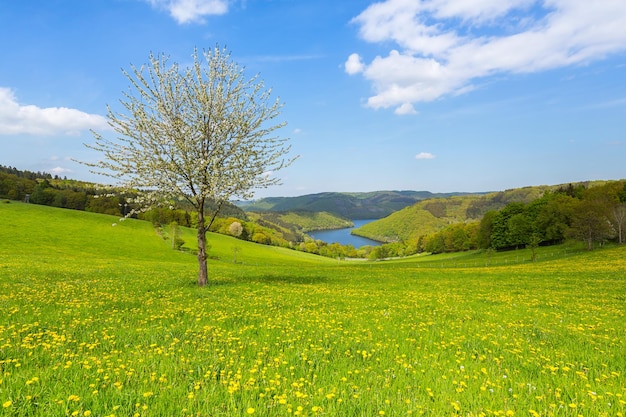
[246,408,255,414]
[3,400,12,408]
[68,395,80,402]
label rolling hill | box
[236,190,481,219]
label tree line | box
[418,181,626,254]
[1,166,126,215]
[0,165,245,219]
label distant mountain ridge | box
[236,190,483,219]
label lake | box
[308,219,382,248]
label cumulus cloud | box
[345,53,365,75]
[346,0,626,113]
[0,87,109,136]
[145,0,228,24]
[415,152,436,160]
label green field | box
[1,202,625,416]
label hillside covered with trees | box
[353,184,555,244]
[358,180,626,257]
[0,165,246,220]
[237,190,481,219]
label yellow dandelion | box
[246,407,255,414]
[3,400,12,408]
[68,395,80,402]
[84,411,92,417]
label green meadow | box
[1,202,625,416]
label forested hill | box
[236,190,481,219]
[352,180,619,245]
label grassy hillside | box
[238,190,479,219]
[0,201,332,271]
[1,202,625,416]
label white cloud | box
[146,0,228,24]
[395,102,417,115]
[0,87,109,136]
[416,152,436,160]
[346,0,626,113]
[345,53,365,75]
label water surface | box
[308,219,381,248]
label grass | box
[1,202,625,416]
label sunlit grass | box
[1,202,625,416]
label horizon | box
[1,1,625,198]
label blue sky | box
[1,0,625,198]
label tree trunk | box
[586,225,593,251]
[197,209,208,286]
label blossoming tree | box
[85,46,294,286]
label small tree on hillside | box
[84,46,294,286]
[229,221,243,237]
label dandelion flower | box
[246,408,255,414]
[3,401,12,408]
